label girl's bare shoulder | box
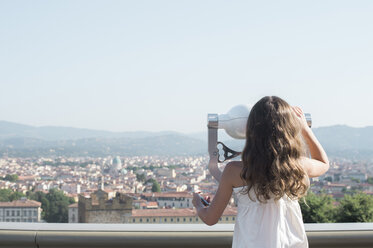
[224,161,246,188]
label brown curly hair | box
[240,96,308,202]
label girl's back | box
[232,185,308,248]
[228,161,308,248]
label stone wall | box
[78,190,132,223]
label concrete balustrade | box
[1,223,373,248]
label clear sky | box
[0,1,372,133]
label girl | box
[192,96,329,247]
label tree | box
[367,177,373,185]
[151,181,161,192]
[0,189,24,202]
[136,173,146,182]
[44,188,75,223]
[28,189,74,223]
[299,192,335,223]
[145,178,161,192]
[3,174,19,182]
[335,193,373,222]
[0,189,13,201]
[9,191,25,201]
[27,191,49,219]
[145,178,156,184]
[324,176,333,182]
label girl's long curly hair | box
[241,96,308,202]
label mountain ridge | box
[1,121,373,159]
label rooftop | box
[68,203,78,208]
[141,192,192,198]
[0,199,41,207]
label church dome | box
[112,156,121,166]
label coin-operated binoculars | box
[207,105,312,181]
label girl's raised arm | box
[293,106,330,177]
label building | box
[129,207,237,224]
[0,197,42,222]
[68,203,78,223]
[348,172,368,182]
[78,189,133,223]
[77,189,237,224]
[156,168,176,178]
[140,192,193,208]
[133,199,158,209]
[110,156,122,177]
[61,183,81,194]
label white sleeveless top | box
[232,186,308,248]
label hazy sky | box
[1,1,372,133]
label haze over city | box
[1,0,373,133]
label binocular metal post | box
[207,114,219,181]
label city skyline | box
[1,1,373,133]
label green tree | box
[324,176,333,182]
[145,178,156,184]
[3,174,19,182]
[336,193,373,222]
[0,189,13,201]
[0,189,24,202]
[367,177,373,185]
[127,166,138,172]
[44,188,75,223]
[299,192,335,223]
[27,191,49,219]
[28,189,74,223]
[9,191,25,201]
[136,173,146,182]
[151,181,161,192]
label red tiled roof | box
[18,175,37,181]
[142,192,192,198]
[140,201,158,208]
[132,207,237,217]
[0,199,41,207]
[147,202,158,207]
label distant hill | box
[313,125,373,150]
[0,121,178,140]
[0,121,372,159]
[0,135,206,157]
[313,125,373,160]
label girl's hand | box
[292,106,309,133]
[192,192,204,210]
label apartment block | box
[0,198,42,222]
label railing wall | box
[1,223,373,248]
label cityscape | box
[1,152,373,224]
